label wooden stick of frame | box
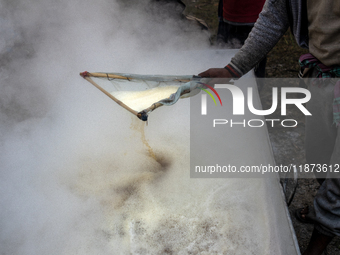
[85,72,131,80]
[81,75,139,117]
[87,72,191,83]
[139,88,191,115]
[80,72,192,121]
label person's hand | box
[198,68,233,86]
[198,68,233,78]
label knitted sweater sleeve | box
[227,0,291,77]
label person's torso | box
[307,0,340,66]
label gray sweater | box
[229,0,308,76]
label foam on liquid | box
[111,85,179,112]
[70,113,272,254]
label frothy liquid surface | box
[111,86,179,112]
[71,117,271,254]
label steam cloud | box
[0,0,212,254]
[0,1,278,254]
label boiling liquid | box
[71,118,271,254]
[70,84,272,254]
[130,117,156,160]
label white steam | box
[0,0,287,254]
[0,0,208,254]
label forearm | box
[228,0,290,76]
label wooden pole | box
[79,71,193,121]
[84,72,131,80]
[138,88,191,116]
[80,72,191,83]
[82,76,139,117]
